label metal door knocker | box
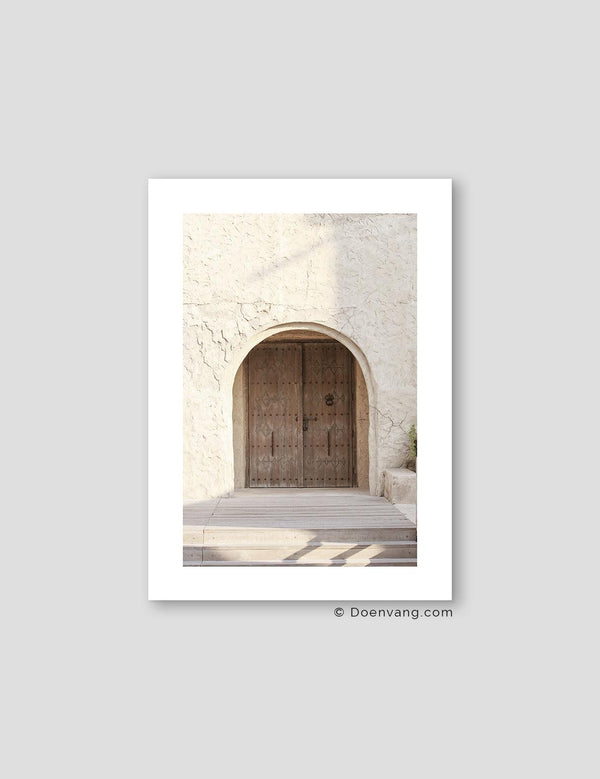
[303,415,317,431]
[325,393,335,406]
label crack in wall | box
[183,213,416,499]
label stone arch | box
[227,323,378,494]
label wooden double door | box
[247,342,355,487]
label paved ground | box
[183,488,416,528]
[183,489,417,565]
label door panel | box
[302,343,353,487]
[247,344,302,487]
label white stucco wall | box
[183,213,416,500]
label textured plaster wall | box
[183,213,416,501]
[232,361,246,490]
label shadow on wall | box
[183,213,416,501]
[229,213,417,492]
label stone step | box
[184,541,417,563]
[184,558,417,567]
[187,526,417,545]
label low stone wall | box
[383,468,417,505]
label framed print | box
[148,179,452,600]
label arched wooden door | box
[247,340,355,487]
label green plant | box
[406,424,417,472]
[409,424,417,459]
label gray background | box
[3,2,597,777]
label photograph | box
[148,178,451,600]
[182,213,418,566]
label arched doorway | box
[232,329,370,489]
